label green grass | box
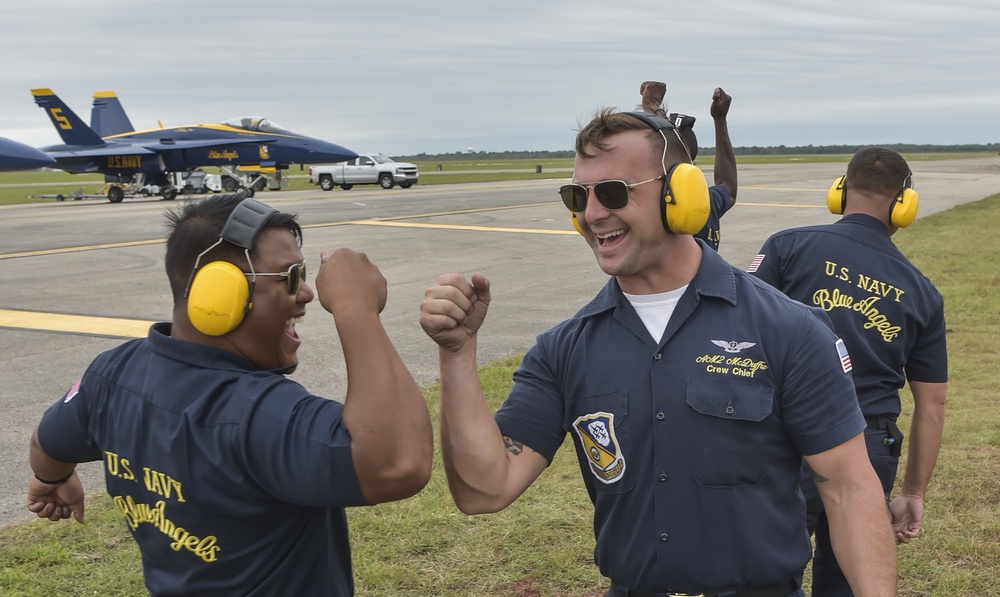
[2,193,998,596]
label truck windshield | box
[221,117,289,134]
[371,154,395,164]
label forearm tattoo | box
[503,436,523,456]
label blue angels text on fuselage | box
[0,137,54,172]
[32,88,357,202]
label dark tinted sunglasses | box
[246,262,307,295]
[558,175,663,212]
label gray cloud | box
[3,0,998,155]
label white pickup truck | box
[309,154,419,190]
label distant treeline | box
[398,144,1000,161]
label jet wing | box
[42,145,157,158]
[138,138,270,152]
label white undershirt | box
[623,285,688,344]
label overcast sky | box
[2,0,997,157]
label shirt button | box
[655,411,665,421]
[653,353,662,361]
[660,532,669,541]
[659,472,667,482]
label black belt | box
[610,579,799,597]
[865,416,883,429]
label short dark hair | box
[845,148,912,199]
[678,127,698,161]
[665,114,698,162]
[575,108,690,165]
[164,193,303,302]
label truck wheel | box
[399,182,413,189]
[221,177,238,192]
[319,176,335,191]
[340,184,353,190]
[379,173,395,189]
[108,186,125,203]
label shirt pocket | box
[685,379,774,488]
[567,390,636,494]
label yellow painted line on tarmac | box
[350,219,578,235]
[0,309,154,338]
[741,186,826,193]
[0,200,818,261]
[0,239,164,260]
[738,201,826,208]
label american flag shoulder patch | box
[835,338,852,373]
[64,377,83,403]
[747,254,765,273]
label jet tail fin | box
[32,88,105,146]
[91,91,135,137]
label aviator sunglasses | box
[558,175,663,212]
[245,262,307,295]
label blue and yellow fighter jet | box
[32,88,357,203]
[0,136,54,172]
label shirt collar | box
[147,322,294,375]
[578,239,738,317]
[837,213,890,235]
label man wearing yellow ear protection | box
[749,147,948,597]
[640,82,738,251]
[25,192,432,596]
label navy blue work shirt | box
[495,244,865,591]
[37,323,367,597]
[750,213,948,419]
[693,184,734,251]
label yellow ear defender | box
[184,198,278,336]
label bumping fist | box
[419,272,491,352]
[315,248,388,315]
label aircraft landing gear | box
[161,186,178,201]
[108,186,125,204]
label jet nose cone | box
[305,139,358,164]
[0,138,54,172]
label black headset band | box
[221,198,278,249]
[621,111,677,131]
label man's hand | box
[711,87,732,120]
[420,273,491,353]
[315,248,388,316]
[890,493,924,544]
[640,81,667,114]
[26,472,84,523]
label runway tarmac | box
[1,156,998,528]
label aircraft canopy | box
[222,117,288,134]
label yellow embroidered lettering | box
[120,458,135,481]
[105,451,120,476]
[824,261,850,281]
[142,467,186,502]
[696,354,725,364]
